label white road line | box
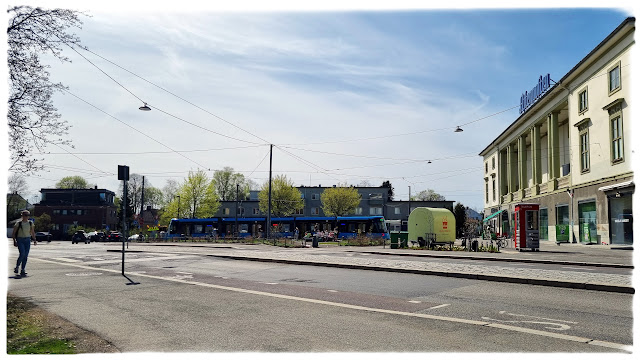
[328,290,338,293]
[408,300,421,304]
[265,282,278,285]
[428,303,450,310]
[51,257,81,263]
[175,271,193,275]
[29,257,631,352]
[498,311,578,324]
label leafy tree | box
[177,170,220,219]
[258,175,303,217]
[413,189,446,201]
[8,6,86,173]
[34,213,52,232]
[212,167,250,201]
[55,176,89,189]
[127,174,145,214]
[162,179,179,206]
[453,203,467,238]
[144,187,163,209]
[381,180,394,200]
[7,173,29,219]
[321,184,362,217]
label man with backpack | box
[12,209,37,277]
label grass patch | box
[7,295,76,354]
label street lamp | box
[455,126,463,132]
[139,103,151,111]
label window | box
[608,62,621,94]
[253,208,260,215]
[555,204,570,242]
[311,194,319,200]
[579,124,590,172]
[236,207,244,215]
[77,210,83,216]
[485,163,488,173]
[354,207,363,215]
[578,88,588,113]
[492,179,496,201]
[370,207,383,215]
[294,208,304,215]
[53,210,60,215]
[491,157,495,170]
[611,115,624,163]
[311,207,320,215]
[62,210,68,215]
[394,207,401,215]
[485,182,489,203]
[223,208,230,215]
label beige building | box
[479,17,634,245]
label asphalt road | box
[6,242,633,353]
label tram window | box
[526,211,538,230]
[194,225,203,233]
[348,224,356,232]
[282,224,291,232]
[240,224,249,233]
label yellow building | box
[479,17,634,245]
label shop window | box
[578,201,597,244]
[608,62,621,95]
[555,204,570,242]
[609,194,632,245]
[539,208,548,241]
[578,88,588,113]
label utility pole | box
[267,144,273,241]
[118,165,129,276]
[408,186,411,230]
[235,183,239,238]
[140,176,145,217]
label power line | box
[64,89,210,170]
[36,144,267,155]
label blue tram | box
[167,216,390,240]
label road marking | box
[562,266,589,270]
[265,282,278,285]
[51,257,80,263]
[175,271,193,275]
[408,300,421,304]
[498,311,578,324]
[327,290,338,293]
[30,257,632,352]
[428,303,450,310]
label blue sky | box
[4,1,636,212]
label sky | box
[4,0,638,212]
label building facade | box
[33,188,119,239]
[215,185,453,231]
[479,17,634,245]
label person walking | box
[12,210,37,277]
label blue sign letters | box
[519,74,551,114]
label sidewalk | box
[132,239,634,294]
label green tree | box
[8,6,85,173]
[55,176,89,189]
[321,184,361,217]
[258,175,303,217]
[178,170,219,219]
[212,167,250,201]
[453,203,467,238]
[413,189,446,201]
[34,213,52,232]
[144,186,163,209]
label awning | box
[483,209,504,222]
[598,180,634,192]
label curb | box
[206,254,635,294]
[355,250,633,269]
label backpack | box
[14,220,33,239]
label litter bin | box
[398,231,408,248]
[312,237,319,248]
[390,232,399,249]
[471,240,478,252]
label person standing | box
[12,210,37,277]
